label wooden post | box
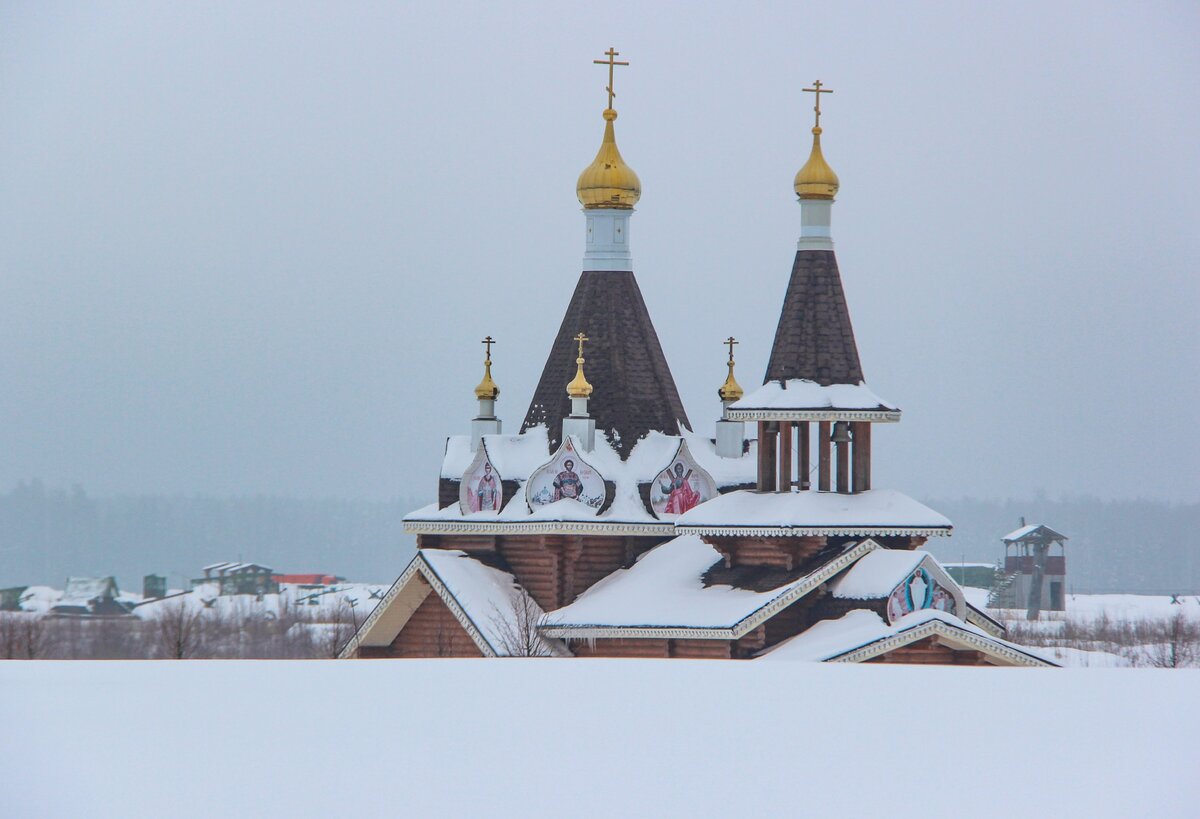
[836,425,850,494]
[765,423,778,492]
[860,422,871,490]
[798,422,810,490]
[851,422,866,493]
[778,421,792,492]
[756,421,769,491]
[817,422,831,492]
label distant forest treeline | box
[1,482,1196,595]
[0,481,420,591]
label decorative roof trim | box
[724,408,901,422]
[404,519,675,536]
[965,604,1006,638]
[541,539,880,640]
[674,524,950,538]
[338,553,499,659]
[828,619,1054,667]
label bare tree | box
[0,613,49,660]
[490,588,552,657]
[1147,613,1200,669]
[156,600,205,659]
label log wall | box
[363,591,484,658]
[574,638,670,658]
[669,639,732,659]
[866,636,992,666]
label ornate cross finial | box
[574,332,590,360]
[803,80,833,129]
[593,47,629,110]
[481,335,495,362]
[719,336,743,402]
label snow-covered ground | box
[1,659,1196,818]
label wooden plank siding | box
[574,638,670,658]
[360,591,484,658]
[866,636,993,666]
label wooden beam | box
[798,422,810,490]
[836,425,850,494]
[818,421,831,492]
[756,421,769,491]
[861,422,871,490]
[851,422,867,493]
[778,421,793,492]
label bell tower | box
[726,81,900,494]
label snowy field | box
[2,660,1197,818]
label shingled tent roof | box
[764,249,864,385]
[522,270,690,458]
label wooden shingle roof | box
[764,249,864,386]
[522,270,690,458]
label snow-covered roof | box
[675,489,952,537]
[1002,523,1068,543]
[412,428,757,536]
[829,549,957,600]
[758,609,1053,667]
[541,535,878,639]
[59,577,119,604]
[343,550,563,658]
[202,561,273,574]
[726,379,900,422]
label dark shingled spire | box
[522,270,690,458]
[764,249,864,386]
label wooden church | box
[341,52,1053,668]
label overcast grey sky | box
[1,1,1197,503]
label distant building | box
[50,577,131,617]
[0,586,28,612]
[995,523,1069,617]
[944,564,999,590]
[194,562,279,597]
[272,573,343,587]
[143,574,167,600]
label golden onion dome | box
[718,360,743,402]
[794,126,839,200]
[474,359,499,401]
[566,332,594,398]
[576,109,641,209]
[474,337,499,401]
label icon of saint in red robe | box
[659,463,701,515]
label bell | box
[831,422,852,444]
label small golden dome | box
[474,337,499,401]
[794,126,839,200]
[474,360,499,401]
[576,109,641,209]
[719,361,743,402]
[566,332,593,398]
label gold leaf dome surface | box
[794,126,839,200]
[576,109,641,209]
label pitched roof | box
[341,550,563,658]
[541,535,877,639]
[674,488,952,537]
[1002,523,1068,543]
[764,250,864,386]
[522,270,690,458]
[757,609,1054,667]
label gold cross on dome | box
[593,47,629,110]
[481,335,495,362]
[803,80,833,128]
[574,332,590,360]
[725,336,738,363]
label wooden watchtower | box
[1001,521,1069,619]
